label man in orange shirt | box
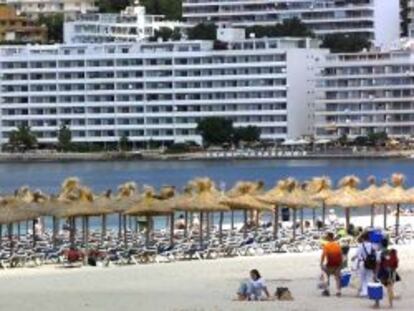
[320,232,343,297]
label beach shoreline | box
[0,150,412,163]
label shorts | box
[323,265,341,276]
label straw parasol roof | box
[278,181,320,208]
[170,178,229,212]
[46,177,110,218]
[109,181,142,213]
[325,175,372,208]
[0,195,42,225]
[221,181,273,211]
[257,178,294,205]
[125,186,173,217]
[380,173,414,205]
[309,177,333,202]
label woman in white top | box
[237,269,271,301]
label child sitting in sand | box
[236,269,271,301]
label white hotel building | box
[64,4,182,44]
[183,0,400,48]
[315,44,414,139]
[0,33,326,148]
[0,0,97,17]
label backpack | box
[363,243,377,270]
[382,249,399,270]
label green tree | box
[98,0,131,13]
[368,132,388,146]
[233,126,261,145]
[57,125,72,151]
[187,23,217,40]
[119,134,131,151]
[196,117,234,147]
[38,13,64,43]
[246,18,313,39]
[401,0,409,37]
[149,27,182,41]
[141,0,182,20]
[9,125,37,151]
[321,34,371,53]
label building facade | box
[183,0,400,48]
[315,46,414,139]
[0,0,97,18]
[0,4,46,43]
[0,36,326,148]
[64,4,182,44]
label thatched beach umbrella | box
[309,177,333,226]
[278,181,319,239]
[170,178,229,247]
[380,174,413,239]
[125,186,173,246]
[257,179,293,239]
[45,177,95,247]
[361,176,381,227]
[112,182,141,242]
[325,176,371,231]
[0,194,42,253]
[221,181,272,239]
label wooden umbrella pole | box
[70,217,76,247]
[243,210,248,239]
[82,216,86,245]
[300,208,304,235]
[8,224,13,255]
[273,206,279,240]
[123,214,127,247]
[292,208,297,241]
[396,203,400,243]
[322,202,326,227]
[206,212,210,241]
[255,210,259,237]
[370,205,375,228]
[184,211,188,238]
[101,214,107,243]
[52,216,57,248]
[383,204,387,230]
[26,221,29,235]
[145,216,150,247]
[199,212,204,248]
[231,210,235,232]
[312,208,316,227]
[85,216,90,247]
[219,211,224,244]
[17,222,21,241]
[170,213,175,246]
[118,213,122,241]
[32,220,36,248]
[345,208,351,231]
[0,224,3,249]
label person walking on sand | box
[320,232,343,297]
[236,269,271,301]
[376,238,399,308]
[353,232,378,297]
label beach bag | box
[363,244,377,270]
[276,287,293,301]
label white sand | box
[0,244,413,311]
[0,214,412,311]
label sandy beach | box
[0,242,412,311]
